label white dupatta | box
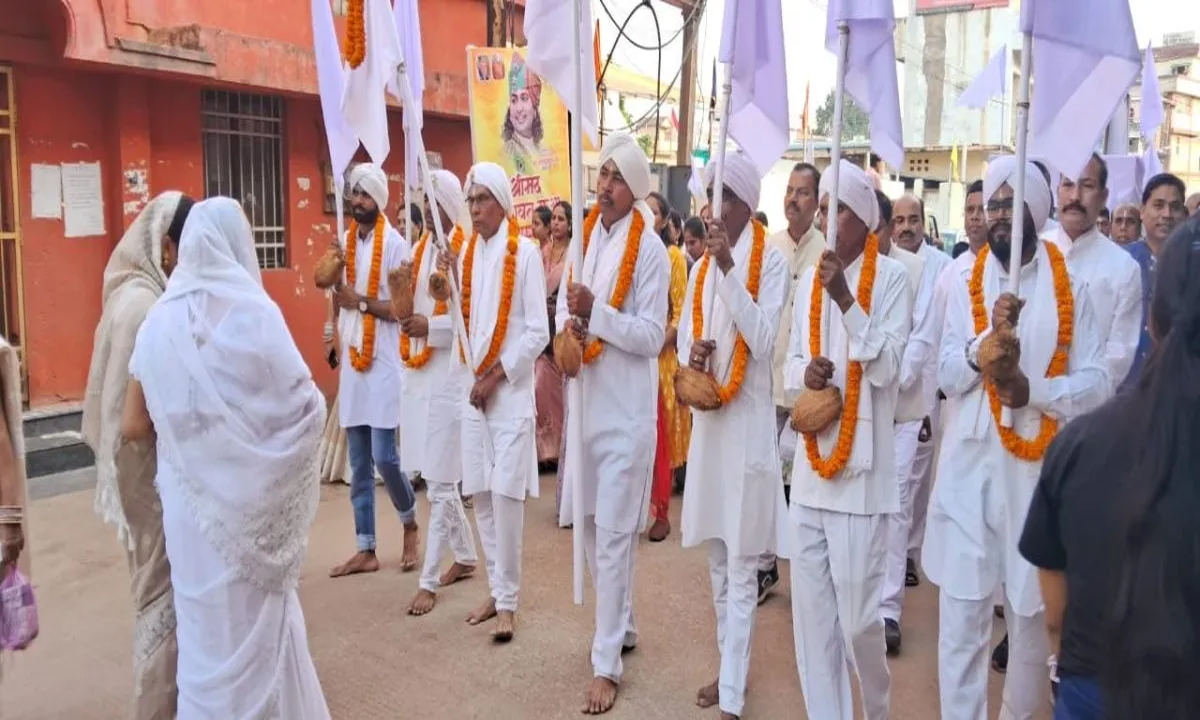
[134,198,326,591]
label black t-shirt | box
[1019,393,1139,678]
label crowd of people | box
[26,122,1193,720]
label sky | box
[598,0,1200,131]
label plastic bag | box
[0,568,38,651]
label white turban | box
[464,162,514,216]
[348,163,389,210]
[704,150,761,211]
[598,133,651,200]
[984,155,1052,232]
[818,159,879,231]
[428,169,466,228]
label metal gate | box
[0,67,29,406]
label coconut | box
[428,271,451,302]
[313,249,345,289]
[674,366,723,411]
[978,327,1022,381]
[553,331,583,378]
[790,386,844,434]
[387,262,414,319]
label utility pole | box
[673,0,700,167]
[487,0,505,47]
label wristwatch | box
[358,299,368,314]
[965,338,981,373]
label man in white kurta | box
[785,160,912,720]
[450,162,549,642]
[329,163,421,578]
[554,133,669,715]
[923,156,1109,720]
[1048,153,1143,393]
[404,169,479,617]
[678,151,790,720]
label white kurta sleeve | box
[898,267,939,393]
[554,253,572,334]
[782,268,815,404]
[500,244,550,381]
[588,236,669,359]
[842,264,912,388]
[676,260,700,358]
[1026,280,1108,420]
[938,280,985,398]
[714,246,788,360]
[426,313,453,349]
[1101,258,1144,392]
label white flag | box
[523,0,599,146]
[958,45,1007,110]
[1102,153,1143,212]
[388,0,424,135]
[310,0,359,188]
[1140,44,1164,139]
[718,0,790,175]
[827,0,904,168]
[1022,0,1140,180]
[1142,145,1164,186]
[342,0,404,164]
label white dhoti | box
[880,419,921,621]
[906,429,936,561]
[472,491,525,613]
[583,517,639,681]
[790,504,890,720]
[418,480,478,593]
[707,539,759,717]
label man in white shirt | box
[1051,153,1143,393]
[328,163,421,579]
[785,160,913,720]
[555,133,669,715]
[923,156,1109,719]
[445,162,549,643]
[759,162,824,602]
[405,169,479,617]
[678,150,791,720]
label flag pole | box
[1000,30,1033,429]
[710,0,738,215]
[568,0,587,607]
[822,22,850,345]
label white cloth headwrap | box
[429,169,466,229]
[704,149,761,211]
[984,155,1052,232]
[135,197,325,591]
[349,162,390,210]
[598,132,656,226]
[465,161,515,217]
[819,159,879,231]
[82,191,183,550]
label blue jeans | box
[1054,675,1103,720]
[345,426,416,552]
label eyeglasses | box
[985,198,1015,219]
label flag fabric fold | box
[1021,0,1141,179]
[958,44,1007,109]
[310,0,359,188]
[826,0,905,168]
[718,0,790,175]
[1103,153,1144,212]
[1140,44,1164,143]
[342,0,405,164]
[523,0,600,146]
[1142,145,1164,185]
[388,0,425,135]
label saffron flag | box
[718,0,790,175]
[958,45,1007,109]
[342,0,404,164]
[1022,0,1140,179]
[523,0,600,146]
[826,0,905,168]
[310,0,358,187]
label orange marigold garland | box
[803,234,880,480]
[968,242,1073,461]
[400,226,466,369]
[457,218,521,377]
[689,219,768,405]
[345,214,386,372]
[566,205,645,364]
[343,0,366,69]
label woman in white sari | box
[121,197,331,719]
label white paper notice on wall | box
[30,164,63,219]
[61,162,106,238]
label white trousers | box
[790,505,890,720]
[881,421,921,621]
[708,540,759,717]
[583,516,638,682]
[472,491,524,613]
[418,480,479,593]
[907,431,936,561]
[938,592,1049,720]
[758,408,793,572]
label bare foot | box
[407,588,437,616]
[696,680,719,709]
[581,676,619,714]
[329,551,380,578]
[466,597,497,626]
[439,562,475,586]
[647,517,670,542]
[400,523,420,572]
[493,610,516,643]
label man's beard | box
[986,214,1039,268]
[352,206,379,226]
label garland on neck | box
[567,205,645,365]
[345,214,385,372]
[400,226,466,369]
[458,217,522,377]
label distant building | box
[1129,36,1200,193]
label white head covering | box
[465,161,515,217]
[984,155,1052,232]
[819,159,879,231]
[349,162,390,210]
[135,197,325,591]
[428,168,471,237]
[599,133,651,200]
[704,149,761,211]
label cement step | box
[23,406,94,479]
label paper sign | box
[30,164,62,219]
[61,162,105,238]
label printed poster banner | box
[467,45,570,235]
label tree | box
[813,89,870,140]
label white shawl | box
[134,198,326,591]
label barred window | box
[201,90,287,269]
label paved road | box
[6,473,1035,719]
